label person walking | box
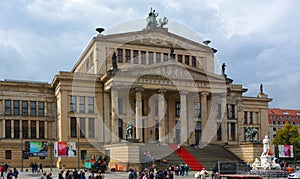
[39,163,43,173]
[6,170,14,179]
[13,168,19,179]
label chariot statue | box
[146,8,168,28]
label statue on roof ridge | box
[146,8,168,28]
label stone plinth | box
[225,142,262,163]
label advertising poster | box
[54,142,76,157]
[25,141,48,157]
[278,145,293,158]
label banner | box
[25,141,48,157]
[278,145,293,158]
[54,142,76,157]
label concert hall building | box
[0,11,272,169]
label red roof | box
[269,108,300,116]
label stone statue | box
[112,52,118,69]
[222,63,226,75]
[252,158,261,170]
[146,7,159,27]
[244,126,258,142]
[260,84,263,94]
[170,46,175,60]
[262,135,270,156]
[126,122,133,139]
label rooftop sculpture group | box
[146,8,168,28]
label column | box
[135,87,143,140]
[104,92,111,144]
[158,89,166,144]
[180,91,188,144]
[111,86,119,143]
[45,121,48,139]
[11,120,14,138]
[2,120,5,138]
[37,121,40,139]
[201,92,209,144]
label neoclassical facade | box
[0,15,272,169]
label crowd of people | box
[0,162,19,179]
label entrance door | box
[195,121,201,145]
[175,120,181,144]
[118,119,123,141]
[155,120,159,141]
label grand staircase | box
[139,143,245,171]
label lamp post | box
[77,122,80,171]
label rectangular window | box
[155,100,158,116]
[80,118,85,138]
[5,150,12,159]
[79,96,85,113]
[175,101,180,117]
[70,96,76,112]
[141,51,146,64]
[194,102,201,118]
[249,112,253,124]
[14,120,20,139]
[177,54,183,63]
[88,118,95,138]
[148,52,153,64]
[88,97,94,113]
[38,102,44,116]
[156,52,161,63]
[227,104,235,119]
[81,150,87,160]
[163,53,168,62]
[133,50,138,64]
[13,100,20,115]
[39,121,45,139]
[70,117,77,138]
[185,55,190,65]
[216,104,222,118]
[30,101,36,116]
[22,120,28,139]
[117,48,123,63]
[22,101,28,116]
[125,49,131,63]
[5,120,11,138]
[5,100,11,115]
[31,121,36,139]
[217,123,222,141]
[118,98,123,114]
[244,112,248,124]
[192,56,196,67]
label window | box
[21,101,28,116]
[5,150,11,159]
[155,100,158,116]
[70,117,77,138]
[5,100,11,115]
[192,56,196,67]
[163,53,168,62]
[30,101,36,116]
[230,123,236,141]
[175,102,180,117]
[125,49,131,63]
[13,100,20,115]
[88,97,94,113]
[70,96,76,112]
[5,120,11,138]
[216,104,222,118]
[14,120,20,139]
[194,102,201,118]
[217,123,222,141]
[22,120,28,139]
[117,48,123,62]
[156,52,161,63]
[80,118,85,138]
[177,54,183,63]
[31,121,36,139]
[133,50,138,64]
[118,119,123,140]
[79,96,85,113]
[88,118,95,138]
[148,52,153,64]
[185,55,190,65]
[39,121,45,139]
[244,112,248,124]
[118,98,123,114]
[141,51,146,64]
[81,150,87,160]
[249,112,253,124]
[227,104,235,119]
[38,102,44,116]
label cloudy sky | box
[0,0,299,109]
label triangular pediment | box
[115,62,225,83]
[96,28,212,52]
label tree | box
[272,122,300,161]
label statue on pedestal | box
[244,126,258,142]
[262,135,270,156]
[126,122,133,139]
